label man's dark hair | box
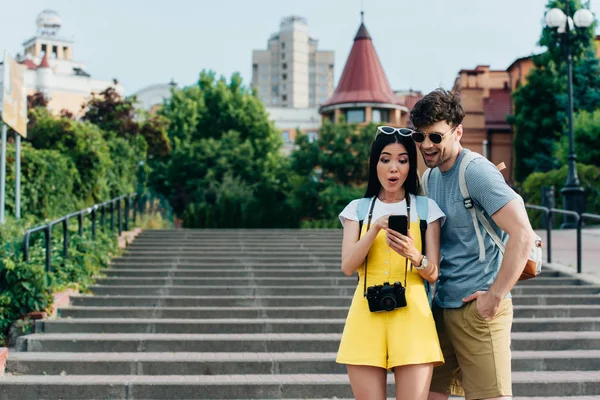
[410,88,465,130]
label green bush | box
[521,163,600,228]
[0,221,122,346]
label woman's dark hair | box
[364,132,420,198]
[410,88,465,130]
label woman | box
[337,126,445,400]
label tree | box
[510,0,598,183]
[155,71,291,227]
[82,87,171,159]
[554,109,600,166]
[288,122,375,226]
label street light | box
[545,5,594,228]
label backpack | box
[421,150,543,281]
[356,195,434,306]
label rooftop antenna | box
[361,0,364,23]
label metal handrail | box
[23,193,137,273]
[525,204,600,274]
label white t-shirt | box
[339,194,446,227]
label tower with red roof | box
[319,13,408,126]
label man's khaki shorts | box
[430,298,513,400]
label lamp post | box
[545,4,594,228]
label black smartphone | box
[388,215,408,236]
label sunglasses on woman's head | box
[411,125,457,144]
[375,126,415,140]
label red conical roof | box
[38,53,50,69]
[321,22,402,108]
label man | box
[409,88,535,400]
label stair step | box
[8,350,600,375]
[58,305,600,319]
[17,332,600,353]
[69,294,600,308]
[87,284,600,296]
[0,372,598,399]
[37,317,600,334]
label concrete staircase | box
[1,229,600,399]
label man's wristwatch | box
[414,255,428,270]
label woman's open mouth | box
[388,177,400,185]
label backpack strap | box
[458,150,488,262]
[421,168,432,196]
[415,196,429,254]
[356,197,373,239]
[415,195,433,307]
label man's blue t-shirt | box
[426,149,519,308]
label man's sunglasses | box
[412,125,457,144]
[375,126,415,140]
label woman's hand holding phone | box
[386,215,420,265]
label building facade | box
[1,10,124,118]
[252,16,334,108]
[133,81,177,114]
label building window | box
[307,131,318,143]
[282,84,287,91]
[282,53,286,60]
[281,42,286,49]
[282,63,287,70]
[41,44,47,54]
[346,109,365,123]
[282,73,287,80]
[282,131,291,143]
[372,109,390,123]
[282,94,287,102]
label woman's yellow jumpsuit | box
[336,219,444,370]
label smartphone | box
[388,215,408,236]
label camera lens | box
[380,295,396,311]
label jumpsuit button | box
[385,260,389,264]
[385,271,389,275]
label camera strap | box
[362,195,410,297]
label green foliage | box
[288,123,375,227]
[554,109,600,166]
[4,143,80,220]
[510,63,563,182]
[510,0,599,183]
[0,226,120,346]
[154,71,290,227]
[82,87,171,159]
[521,163,600,227]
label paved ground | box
[536,228,600,280]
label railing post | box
[132,193,137,222]
[125,196,130,232]
[62,218,69,259]
[117,197,122,235]
[91,207,97,240]
[577,216,583,274]
[23,231,31,262]
[45,226,51,273]
[77,212,83,235]
[101,205,106,230]
[111,200,115,232]
[546,210,552,264]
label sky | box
[1,0,599,96]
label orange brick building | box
[453,36,600,184]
